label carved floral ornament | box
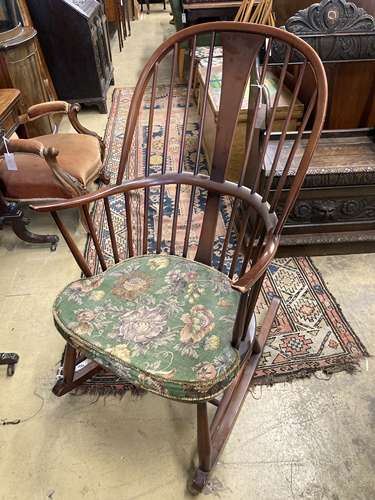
[285,0,375,34]
[270,0,375,61]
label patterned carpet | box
[79,86,368,393]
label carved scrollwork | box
[271,0,375,62]
[285,197,375,224]
[285,0,375,34]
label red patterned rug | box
[79,87,368,393]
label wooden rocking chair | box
[32,23,327,493]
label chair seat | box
[0,134,102,201]
[54,255,241,402]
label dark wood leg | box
[125,0,131,36]
[190,297,280,493]
[53,342,102,396]
[190,403,212,494]
[120,2,127,39]
[97,100,108,114]
[0,196,59,251]
[98,170,111,185]
[130,0,135,20]
[0,352,19,376]
[117,6,124,51]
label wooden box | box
[196,63,304,182]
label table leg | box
[0,194,59,251]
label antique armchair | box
[32,23,327,492]
[0,100,107,249]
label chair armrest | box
[68,104,105,160]
[5,139,84,197]
[5,138,54,157]
[231,234,279,293]
[18,101,71,124]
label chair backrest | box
[33,23,327,274]
[115,22,327,264]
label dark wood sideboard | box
[27,0,114,113]
[268,0,375,255]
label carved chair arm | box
[18,101,71,124]
[5,139,85,198]
[19,101,105,161]
[231,233,279,294]
[68,103,105,160]
[6,138,47,157]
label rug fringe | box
[252,358,368,387]
[71,383,146,399]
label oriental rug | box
[77,86,368,394]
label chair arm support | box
[231,234,279,293]
[68,104,105,160]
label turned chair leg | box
[190,297,281,493]
[197,403,212,472]
[190,402,212,494]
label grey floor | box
[0,9,374,500]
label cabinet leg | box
[97,100,108,114]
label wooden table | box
[0,89,59,251]
[182,1,242,23]
[0,90,22,377]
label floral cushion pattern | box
[53,255,241,402]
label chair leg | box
[125,0,131,36]
[53,342,102,397]
[121,2,127,39]
[190,296,280,493]
[190,402,212,493]
[98,170,111,185]
[117,2,124,51]
[178,47,185,80]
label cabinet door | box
[91,7,113,92]
[5,33,53,136]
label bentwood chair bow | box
[32,23,327,493]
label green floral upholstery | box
[53,255,241,402]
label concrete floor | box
[1,9,374,500]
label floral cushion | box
[53,255,241,402]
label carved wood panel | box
[272,0,375,61]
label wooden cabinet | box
[0,25,53,137]
[27,0,114,114]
